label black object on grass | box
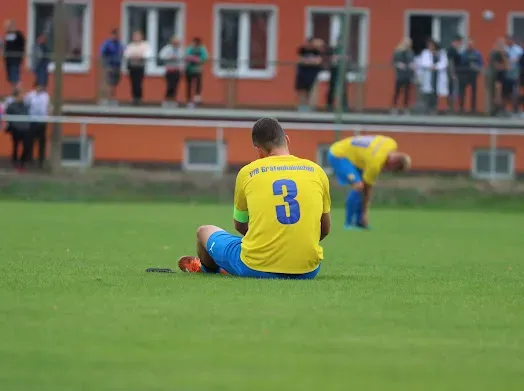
[145,268,175,273]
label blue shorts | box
[206,230,320,279]
[327,151,363,185]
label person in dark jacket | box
[391,38,414,114]
[458,39,483,113]
[99,29,124,105]
[4,88,31,170]
[32,33,50,88]
[3,20,25,88]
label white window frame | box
[305,6,370,83]
[316,144,332,175]
[471,149,515,180]
[507,12,524,38]
[121,1,186,76]
[27,0,92,74]
[61,136,94,168]
[404,10,469,45]
[213,3,278,79]
[183,141,227,172]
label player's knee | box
[196,225,222,245]
[352,181,364,191]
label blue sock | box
[345,190,362,227]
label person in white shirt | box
[25,83,52,168]
[159,37,184,107]
[123,31,151,105]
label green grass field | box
[0,201,523,390]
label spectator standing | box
[419,39,449,114]
[489,38,510,116]
[4,88,31,171]
[185,37,208,108]
[32,33,50,88]
[505,35,523,115]
[458,39,483,113]
[159,37,184,108]
[518,40,524,117]
[325,37,348,112]
[391,37,414,114]
[123,31,151,106]
[446,35,463,113]
[99,29,124,105]
[3,20,25,88]
[295,38,322,112]
[25,83,52,168]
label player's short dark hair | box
[252,118,286,151]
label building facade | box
[1,0,524,109]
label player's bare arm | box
[234,220,248,236]
[320,213,331,241]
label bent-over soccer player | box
[178,118,331,279]
[327,135,411,229]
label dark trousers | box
[458,73,478,112]
[327,67,347,109]
[393,79,411,108]
[165,70,181,99]
[10,130,31,167]
[34,63,49,88]
[31,122,47,167]
[128,66,145,102]
[186,72,202,102]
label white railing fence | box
[2,115,523,181]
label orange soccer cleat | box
[177,256,229,275]
[178,256,203,273]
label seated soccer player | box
[327,135,411,229]
[178,117,331,279]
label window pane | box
[318,146,330,168]
[33,3,86,64]
[347,14,361,69]
[440,16,461,48]
[188,144,218,165]
[512,17,524,42]
[156,8,177,66]
[248,11,268,70]
[62,141,81,160]
[311,13,331,44]
[127,6,148,43]
[219,10,240,70]
[495,152,510,174]
[475,152,489,173]
[33,4,54,55]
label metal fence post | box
[489,128,497,182]
[80,122,88,173]
[216,126,224,179]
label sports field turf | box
[0,201,522,390]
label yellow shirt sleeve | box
[319,167,331,213]
[233,167,249,223]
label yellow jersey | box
[329,135,397,185]
[233,155,330,274]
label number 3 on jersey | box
[272,179,300,225]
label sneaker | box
[178,256,202,273]
[177,256,229,275]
